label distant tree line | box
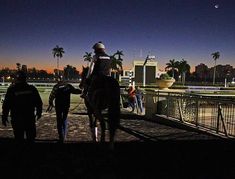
[0,63,80,82]
[165,52,235,85]
[165,59,190,85]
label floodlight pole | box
[143,55,155,87]
[143,66,146,87]
[2,76,4,86]
[143,56,148,87]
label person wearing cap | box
[1,70,43,143]
[81,41,111,100]
[47,76,81,143]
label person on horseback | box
[79,42,120,149]
[80,41,111,102]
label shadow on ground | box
[1,138,235,178]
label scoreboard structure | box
[133,60,161,85]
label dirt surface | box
[1,94,235,178]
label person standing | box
[135,86,144,114]
[48,77,81,143]
[127,85,136,112]
[1,71,43,143]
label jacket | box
[49,82,81,108]
[88,52,111,78]
[2,82,43,120]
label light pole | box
[225,71,230,88]
[1,76,4,86]
[143,55,155,87]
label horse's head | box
[79,66,89,89]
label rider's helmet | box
[92,41,105,51]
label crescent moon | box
[215,4,219,8]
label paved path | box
[1,104,235,178]
[0,108,218,142]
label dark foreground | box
[1,139,235,179]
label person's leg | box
[55,107,64,142]
[128,97,135,112]
[11,120,25,143]
[25,118,36,143]
[87,76,97,102]
[137,96,143,113]
[87,75,104,102]
[61,108,69,141]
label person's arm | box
[69,84,82,94]
[130,88,136,96]
[46,85,57,112]
[48,85,57,106]
[33,86,43,120]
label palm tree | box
[83,52,93,66]
[165,59,177,78]
[110,51,123,80]
[52,45,65,76]
[177,59,190,85]
[114,50,124,62]
[211,51,220,85]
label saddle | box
[86,75,111,109]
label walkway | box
[0,106,235,178]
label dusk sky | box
[0,0,235,73]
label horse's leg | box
[85,100,97,142]
[87,107,97,142]
[89,113,98,142]
[94,109,105,142]
[108,121,116,150]
[106,104,121,150]
[100,117,106,142]
[107,79,121,150]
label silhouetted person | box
[1,71,43,143]
[80,41,112,101]
[48,77,81,143]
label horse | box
[79,66,120,149]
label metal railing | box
[145,90,235,138]
[0,93,5,104]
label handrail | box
[144,90,235,138]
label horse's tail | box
[107,77,121,139]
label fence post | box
[216,104,220,134]
[195,97,199,127]
[177,94,184,122]
[218,104,228,137]
[167,92,170,117]
[144,92,158,119]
